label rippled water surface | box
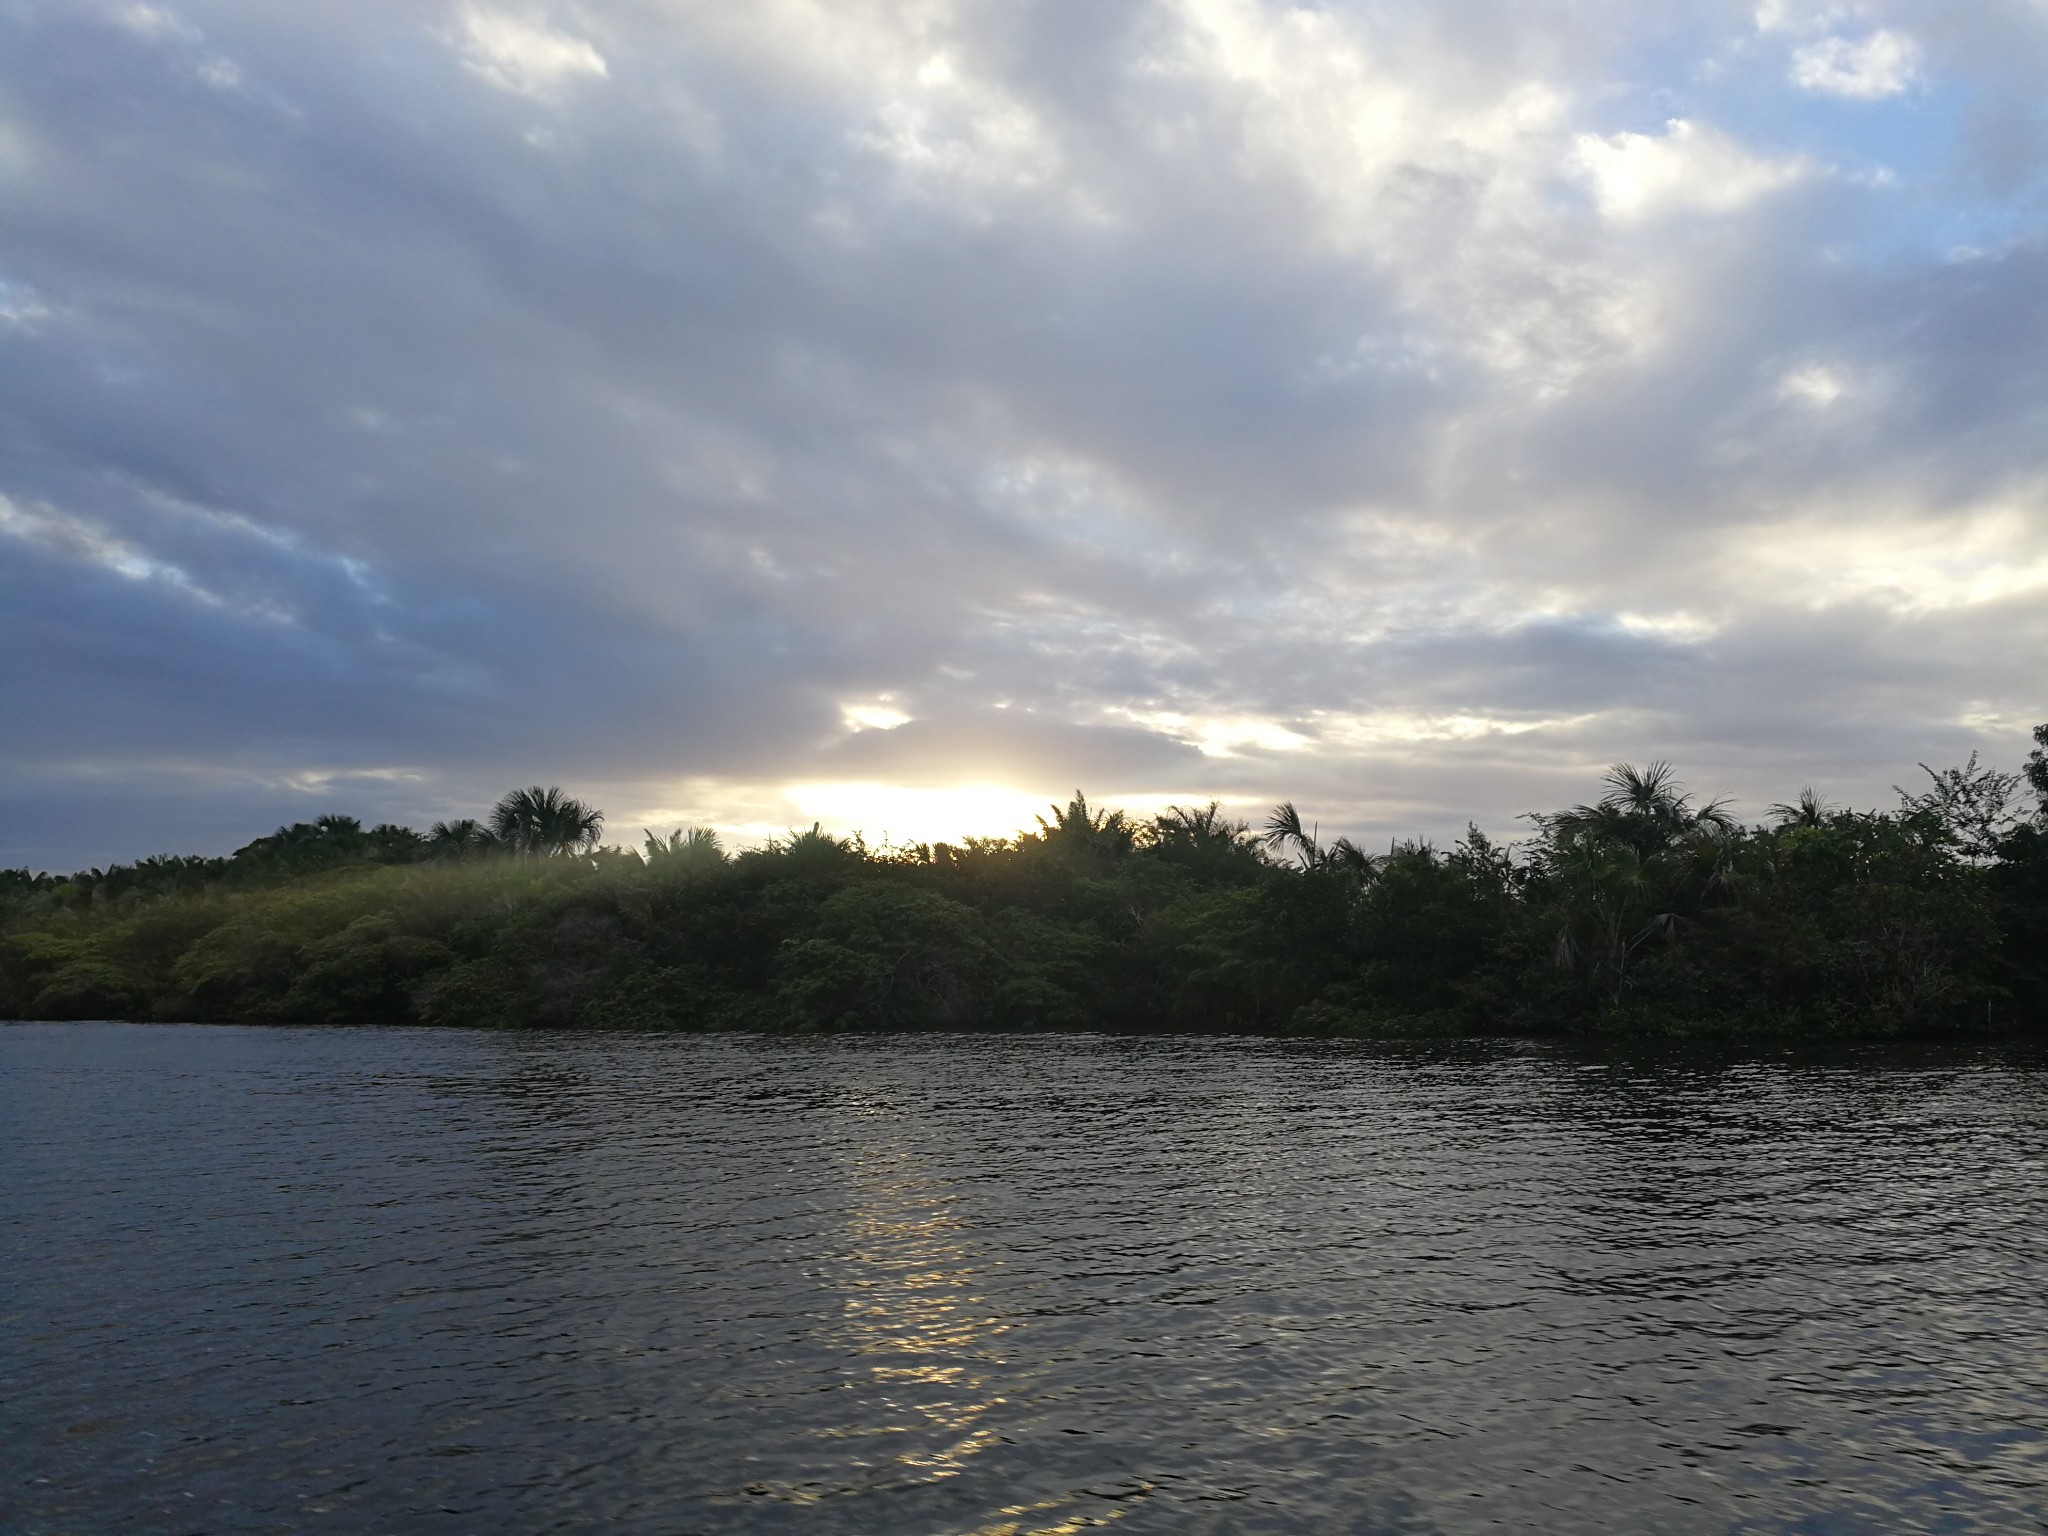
[5,1025,2048,1534]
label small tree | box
[1895,753,2022,862]
[2024,723,2048,822]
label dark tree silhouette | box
[490,787,604,858]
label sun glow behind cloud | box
[780,782,1065,846]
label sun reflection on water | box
[801,1136,1145,1530]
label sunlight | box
[1573,119,1809,223]
[1751,505,2048,615]
[1110,707,1313,758]
[840,698,912,732]
[1309,707,1594,747]
[780,781,1056,844]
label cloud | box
[0,0,2043,869]
[455,6,607,98]
[113,4,194,41]
[1790,28,1921,99]
[1574,119,1811,221]
[1777,362,1849,407]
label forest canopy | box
[7,736,2048,1041]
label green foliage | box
[1349,834,1518,1020]
[1035,793,1138,865]
[1896,754,2026,861]
[171,879,399,1019]
[776,881,1001,1030]
[1143,803,1264,884]
[418,959,534,1028]
[641,826,726,874]
[427,818,499,859]
[2023,724,2048,820]
[3,750,2043,1040]
[1139,883,1322,1029]
[1527,762,1739,990]
[281,917,456,1024]
[229,815,427,881]
[1988,820,2048,1022]
[1,932,151,1020]
[1604,812,1999,1038]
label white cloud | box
[114,4,195,40]
[1744,506,2048,616]
[1574,119,1810,222]
[841,699,911,732]
[1310,709,1603,748]
[1753,0,1841,35]
[1778,363,1848,406]
[1144,0,1572,251]
[1790,29,1920,99]
[0,278,50,328]
[195,55,242,91]
[859,73,1065,212]
[110,3,245,92]
[1111,707,1314,758]
[0,495,225,609]
[456,7,607,98]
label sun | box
[778,781,1057,846]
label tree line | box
[5,731,2047,1039]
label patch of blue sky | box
[1691,57,2040,262]
[1703,71,1960,186]
[1581,17,1988,226]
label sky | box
[4,0,2047,870]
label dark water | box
[4,1026,2047,1534]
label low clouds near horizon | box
[4,0,2046,868]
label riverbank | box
[7,760,2047,1039]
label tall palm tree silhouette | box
[1534,763,1737,983]
[490,787,604,857]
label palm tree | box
[1261,802,1321,869]
[642,826,725,869]
[1260,803,1377,877]
[1767,787,1837,828]
[770,822,863,875]
[1540,761,1736,856]
[1037,792,1136,860]
[1151,802,1248,848]
[1322,836,1380,878]
[428,818,498,858]
[490,787,604,858]
[1534,763,1738,985]
[1144,802,1262,878]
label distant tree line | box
[5,731,2048,1040]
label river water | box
[4,1024,2046,1534]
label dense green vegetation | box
[7,737,2048,1039]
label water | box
[4,1025,2046,1534]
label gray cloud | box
[3,0,2045,868]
